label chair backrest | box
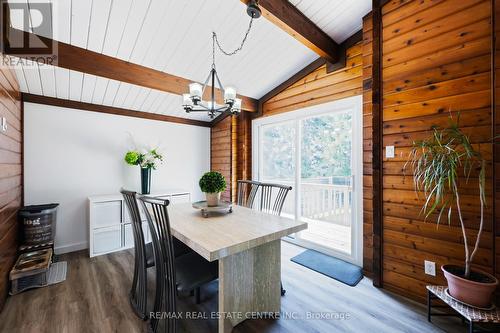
[258,182,292,216]
[138,196,177,333]
[121,189,148,264]
[236,180,260,208]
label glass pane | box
[261,121,296,219]
[299,111,352,254]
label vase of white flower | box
[124,148,163,194]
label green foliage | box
[261,112,352,182]
[405,117,486,225]
[199,171,226,193]
[405,115,486,278]
[125,151,140,165]
[124,149,164,169]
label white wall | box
[24,102,210,254]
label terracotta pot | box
[442,265,498,308]
[205,192,221,207]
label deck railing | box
[263,177,352,226]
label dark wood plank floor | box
[0,242,465,333]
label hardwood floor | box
[0,242,465,333]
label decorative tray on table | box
[192,201,233,218]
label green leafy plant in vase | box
[199,171,226,207]
[124,149,163,194]
[405,116,497,308]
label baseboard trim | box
[55,241,88,255]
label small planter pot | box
[205,192,221,207]
[140,168,152,195]
[442,264,498,308]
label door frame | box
[252,95,363,266]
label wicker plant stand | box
[427,285,500,333]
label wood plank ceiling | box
[7,0,371,123]
[288,0,371,43]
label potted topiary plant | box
[405,117,497,308]
[199,171,226,207]
[124,148,163,194]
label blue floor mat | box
[291,249,363,286]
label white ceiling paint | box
[8,0,371,122]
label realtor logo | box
[1,0,57,67]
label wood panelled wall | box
[209,0,498,304]
[362,13,374,278]
[261,44,363,117]
[210,117,232,201]
[0,61,22,311]
[379,0,493,302]
[494,0,500,297]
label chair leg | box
[281,282,286,296]
[194,287,201,304]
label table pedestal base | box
[218,239,281,333]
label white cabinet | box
[88,190,190,257]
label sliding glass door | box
[253,96,362,265]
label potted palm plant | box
[199,171,226,207]
[405,117,497,308]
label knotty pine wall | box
[261,46,363,117]
[0,60,22,311]
[209,0,498,304]
[380,0,493,302]
[494,0,500,296]
[210,117,232,202]
[362,13,374,278]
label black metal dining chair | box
[256,182,292,296]
[121,189,153,320]
[236,180,260,208]
[121,189,193,320]
[139,196,218,333]
[258,182,292,216]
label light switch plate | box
[386,145,395,158]
[424,260,436,276]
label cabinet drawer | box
[92,201,122,227]
[124,223,151,249]
[124,224,134,248]
[93,226,122,255]
[169,194,190,205]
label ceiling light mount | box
[247,0,262,19]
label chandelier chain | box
[212,16,254,65]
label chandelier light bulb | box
[189,83,203,100]
[224,86,236,102]
[182,94,193,109]
[232,98,242,111]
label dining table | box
[167,202,308,333]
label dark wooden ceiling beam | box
[22,93,211,127]
[241,0,339,63]
[326,29,363,73]
[6,29,258,112]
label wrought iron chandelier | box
[182,1,261,119]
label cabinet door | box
[124,223,150,248]
[93,226,122,255]
[123,223,134,248]
[92,201,122,228]
[169,194,190,205]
